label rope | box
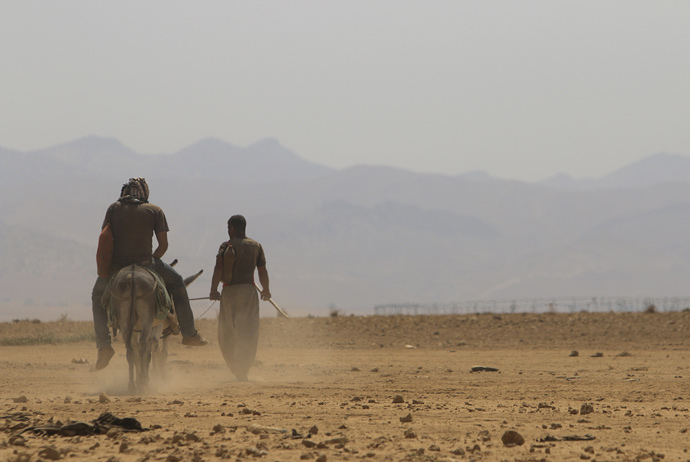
[195,300,217,321]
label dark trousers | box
[91,258,197,348]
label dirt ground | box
[2,311,690,461]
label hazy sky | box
[1,1,689,182]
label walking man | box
[210,215,270,381]
[92,177,207,370]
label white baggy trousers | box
[217,284,260,380]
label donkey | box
[109,263,202,394]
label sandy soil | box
[2,312,690,461]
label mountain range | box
[2,136,690,321]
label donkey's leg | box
[151,324,167,381]
[121,325,136,394]
[136,314,154,393]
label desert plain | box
[2,311,690,462]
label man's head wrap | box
[119,177,150,204]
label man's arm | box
[153,231,169,259]
[257,265,271,300]
[209,255,223,300]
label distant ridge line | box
[373,296,690,315]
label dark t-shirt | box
[217,237,266,285]
[102,201,169,265]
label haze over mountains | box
[2,136,690,322]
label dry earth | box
[2,311,690,461]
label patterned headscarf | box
[119,177,150,204]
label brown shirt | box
[217,237,266,285]
[102,201,169,265]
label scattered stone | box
[13,396,28,403]
[308,425,319,435]
[247,425,287,435]
[451,447,466,456]
[428,444,440,452]
[302,440,317,448]
[106,428,122,439]
[99,393,111,403]
[168,400,184,405]
[211,424,225,435]
[246,447,268,457]
[478,429,491,442]
[412,399,424,405]
[9,435,26,446]
[64,396,72,404]
[591,352,604,357]
[316,455,327,462]
[404,428,417,439]
[392,395,405,404]
[616,351,632,357]
[471,366,499,372]
[38,446,61,460]
[324,436,348,445]
[166,455,182,462]
[580,403,595,415]
[502,430,525,447]
[370,368,379,372]
[400,413,413,423]
[569,350,579,357]
[119,441,129,453]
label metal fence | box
[373,296,690,316]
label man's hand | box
[210,289,221,301]
[260,289,271,301]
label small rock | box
[428,444,440,452]
[106,428,122,439]
[580,403,594,415]
[451,448,466,456]
[501,430,525,447]
[404,428,417,439]
[392,395,405,404]
[591,352,603,357]
[12,396,28,403]
[38,446,61,460]
[99,392,110,403]
[400,413,413,423]
[471,366,499,372]
[119,441,129,453]
[316,455,327,462]
[569,350,579,357]
[302,440,317,448]
[308,425,319,435]
[9,435,26,446]
[478,429,491,442]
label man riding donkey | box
[210,215,271,381]
[91,177,207,370]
